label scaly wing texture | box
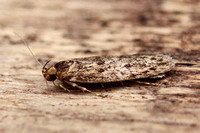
[55,53,175,83]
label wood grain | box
[0,0,200,133]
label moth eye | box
[49,75,57,81]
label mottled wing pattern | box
[55,53,175,83]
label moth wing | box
[61,53,175,83]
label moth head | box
[42,61,57,81]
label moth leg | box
[52,81,71,92]
[100,83,104,88]
[134,80,159,86]
[63,80,106,98]
[64,80,93,93]
[59,84,71,92]
[52,81,58,87]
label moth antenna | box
[14,32,43,67]
[43,60,51,69]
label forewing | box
[60,53,175,83]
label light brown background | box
[0,0,200,133]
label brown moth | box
[15,33,175,97]
[42,53,175,95]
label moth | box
[42,53,175,96]
[15,33,175,97]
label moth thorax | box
[43,66,57,81]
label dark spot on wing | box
[151,57,157,60]
[150,67,156,70]
[130,74,136,78]
[120,71,125,75]
[54,61,66,69]
[124,64,131,68]
[98,68,105,73]
[158,62,167,65]
[54,60,74,71]
[77,64,83,69]
[139,63,147,67]
[96,60,105,65]
[143,70,149,74]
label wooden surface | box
[0,0,200,133]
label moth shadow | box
[49,77,164,96]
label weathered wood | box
[0,0,200,133]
